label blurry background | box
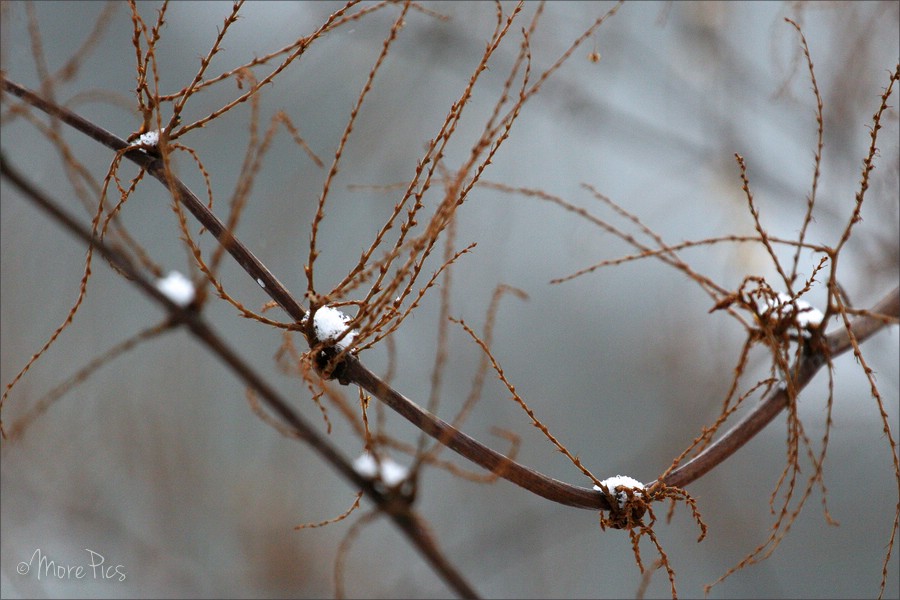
[1,1,898,598]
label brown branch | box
[341,356,612,509]
[0,151,480,600]
[4,75,897,516]
[652,286,900,491]
[0,77,308,325]
[0,74,611,510]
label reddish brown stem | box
[4,75,897,513]
[652,288,899,490]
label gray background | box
[1,1,898,598]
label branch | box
[0,75,614,511]
[4,76,897,517]
[344,357,610,509]
[0,76,308,324]
[0,151,480,600]
[652,286,900,490]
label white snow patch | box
[155,271,195,307]
[595,475,645,509]
[353,452,408,487]
[766,292,824,328]
[136,129,162,147]
[313,306,356,350]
